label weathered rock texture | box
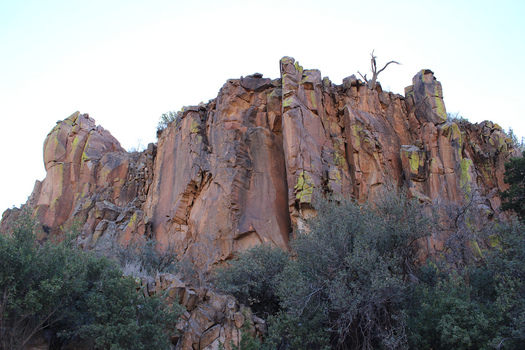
[1,58,519,264]
[146,274,266,350]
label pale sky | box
[1,0,524,212]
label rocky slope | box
[1,57,518,265]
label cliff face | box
[2,57,517,264]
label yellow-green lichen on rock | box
[434,95,447,123]
[295,171,315,204]
[441,122,463,159]
[190,120,200,134]
[327,167,343,192]
[282,96,294,110]
[329,167,342,183]
[128,212,138,227]
[294,61,303,76]
[64,111,80,125]
[408,151,420,174]
[333,149,348,170]
[401,146,426,178]
[309,90,317,109]
[459,158,473,194]
[351,124,363,148]
[71,135,81,150]
[81,150,90,162]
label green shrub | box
[505,127,525,153]
[271,189,433,350]
[0,212,182,350]
[447,112,468,123]
[501,155,525,222]
[111,237,179,277]
[485,220,525,348]
[406,220,525,350]
[157,110,180,134]
[262,310,330,350]
[406,267,499,350]
[214,244,289,317]
[80,265,181,350]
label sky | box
[1,0,524,213]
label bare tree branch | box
[360,50,401,90]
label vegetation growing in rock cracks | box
[215,186,525,349]
[0,211,183,350]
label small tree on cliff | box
[358,50,400,90]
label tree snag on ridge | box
[358,50,401,90]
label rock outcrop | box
[145,274,266,350]
[2,58,519,265]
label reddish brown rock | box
[144,76,291,265]
[4,112,155,250]
[2,58,519,267]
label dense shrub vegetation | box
[0,213,182,350]
[215,188,525,349]
[3,154,525,349]
[214,244,289,317]
[501,155,525,222]
[111,237,180,278]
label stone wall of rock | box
[139,273,265,350]
[2,57,519,265]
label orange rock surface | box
[3,58,518,265]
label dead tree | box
[358,50,400,90]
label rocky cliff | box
[1,57,518,265]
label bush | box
[501,155,525,222]
[506,127,525,153]
[0,213,182,350]
[274,190,432,349]
[406,220,525,350]
[447,112,468,123]
[0,213,92,349]
[79,264,182,350]
[214,189,434,349]
[406,267,499,350]
[157,110,180,134]
[485,220,525,348]
[214,244,289,317]
[111,237,179,277]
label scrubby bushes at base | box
[215,189,525,349]
[406,220,525,350]
[0,212,182,350]
[215,189,433,349]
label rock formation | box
[1,57,519,265]
[148,274,266,350]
